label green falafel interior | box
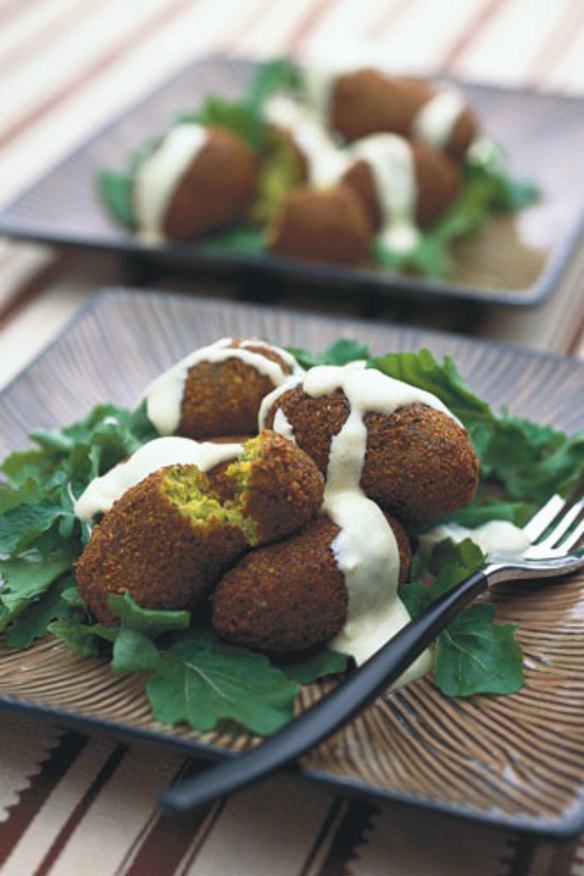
[162,463,259,544]
[1,342,584,734]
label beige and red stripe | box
[1,2,584,874]
[1,711,583,875]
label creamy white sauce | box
[419,520,530,558]
[74,436,242,522]
[144,337,302,436]
[349,133,420,253]
[272,407,296,443]
[133,124,208,243]
[411,87,466,151]
[263,363,457,675]
[467,135,505,172]
[263,95,349,187]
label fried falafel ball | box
[133,124,258,242]
[212,512,411,653]
[263,386,479,519]
[267,184,374,265]
[145,338,297,440]
[179,340,295,440]
[75,431,323,625]
[330,70,478,161]
[342,138,461,231]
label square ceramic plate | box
[1,288,584,838]
[1,56,584,306]
[0,289,584,837]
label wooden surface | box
[1,2,584,875]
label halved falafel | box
[209,429,325,545]
[76,464,249,625]
[76,430,324,624]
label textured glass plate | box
[1,288,584,837]
[1,56,584,306]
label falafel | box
[212,511,411,653]
[330,69,478,161]
[267,184,374,265]
[261,367,479,518]
[342,137,461,232]
[75,430,324,624]
[145,337,300,439]
[133,124,259,242]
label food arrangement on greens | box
[1,337,583,738]
[98,59,539,279]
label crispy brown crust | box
[212,517,347,652]
[75,468,248,625]
[212,512,412,653]
[447,106,478,162]
[76,431,323,625]
[331,70,477,160]
[238,430,325,545]
[178,340,291,440]
[332,70,427,141]
[268,184,374,266]
[412,142,461,226]
[264,389,479,518]
[163,128,258,241]
[342,142,460,231]
[361,404,479,518]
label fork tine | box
[561,513,584,552]
[535,497,584,550]
[522,494,566,542]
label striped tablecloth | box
[1,2,584,873]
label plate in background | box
[1,287,584,838]
[0,56,583,306]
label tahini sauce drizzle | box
[349,133,420,253]
[420,520,530,558]
[74,436,242,522]
[133,124,208,243]
[263,95,349,187]
[411,87,466,151]
[145,337,303,436]
[262,364,457,677]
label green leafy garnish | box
[247,58,303,112]
[288,338,371,370]
[107,592,191,639]
[435,604,523,696]
[96,169,135,231]
[146,632,298,735]
[374,154,540,278]
[199,224,265,256]
[1,343,581,731]
[276,646,350,684]
[177,96,266,150]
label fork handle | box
[158,566,490,813]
